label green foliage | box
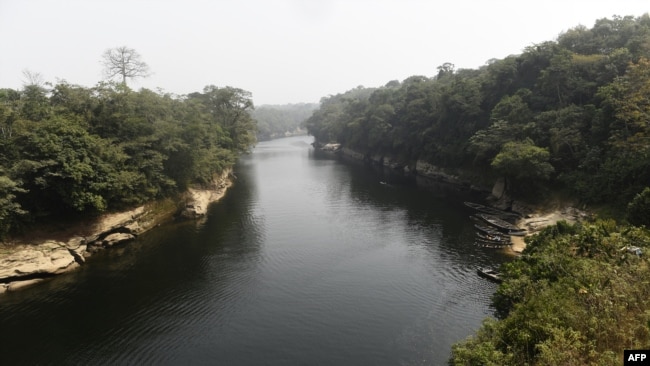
[188,85,257,154]
[0,174,27,237]
[562,57,650,205]
[628,187,650,226]
[0,80,256,234]
[491,140,554,187]
[11,116,133,213]
[450,319,512,366]
[251,103,318,141]
[304,14,650,207]
[451,221,650,365]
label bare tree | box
[21,69,45,87]
[102,46,150,86]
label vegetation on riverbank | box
[304,14,650,210]
[450,220,650,365]
[302,14,650,364]
[0,81,257,238]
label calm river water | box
[0,136,510,365]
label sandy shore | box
[507,207,587,254]
[509,236,526,253]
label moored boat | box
[476,213,526,236]
[476,232,511,243]
[475,239,511,248]
[474,222,503,236]
[477,267,502,283]
[464,201,521,218]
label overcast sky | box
[1,0,648,105]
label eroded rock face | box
[0,171,234,294]
[66,237,87,264]
[0,206,148,292]
[322,143,341,152]
[86,231,138,253]
[7,278,46,291]
[179,204,203,219]
[492,178,506,199]
[0,241,79,281]
[415,160,462,184]
[179,169,233,220]
[103,233,136,246]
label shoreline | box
[313,143,590,256]
[0,169,233,294]
[507,206,588,254]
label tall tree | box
[491,139,555,195]
[20,69,50,121]
[102,46,150,86]
[189,86,257,153]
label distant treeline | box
[0,82,257,236]
[251,103,319,141]
[305,14,650,208]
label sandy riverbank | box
[508,206,588,254]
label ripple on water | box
[0,137,510,366]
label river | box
[0,136,510,365]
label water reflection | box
[0,135,507,365]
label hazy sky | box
[1,0,648,105]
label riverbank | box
[0,169,233,294]
[508,206,589,253]
[313,143,591,254]
[315,142,492,194]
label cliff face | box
[0,206,148,293]
[178,169,233,219]
[0,169,233,294]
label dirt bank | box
[508,206,589,254]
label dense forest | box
[305,14,650,210]
[251,103,318,141]
[303,15,650,364]
[0,81,257,237]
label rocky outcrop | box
[179,169,233,219]
[338,147,405,170]
[321,143,341,152]
[0,205,149,291]
[341,147,365,161]
[0,241,80,280]
[0,239,84,293]
[83,206,148,254]
[102,233,136,247]
[491,177,506,199]
[0,169,234,293]
[315,143,490,192]
[415,160,467,186]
